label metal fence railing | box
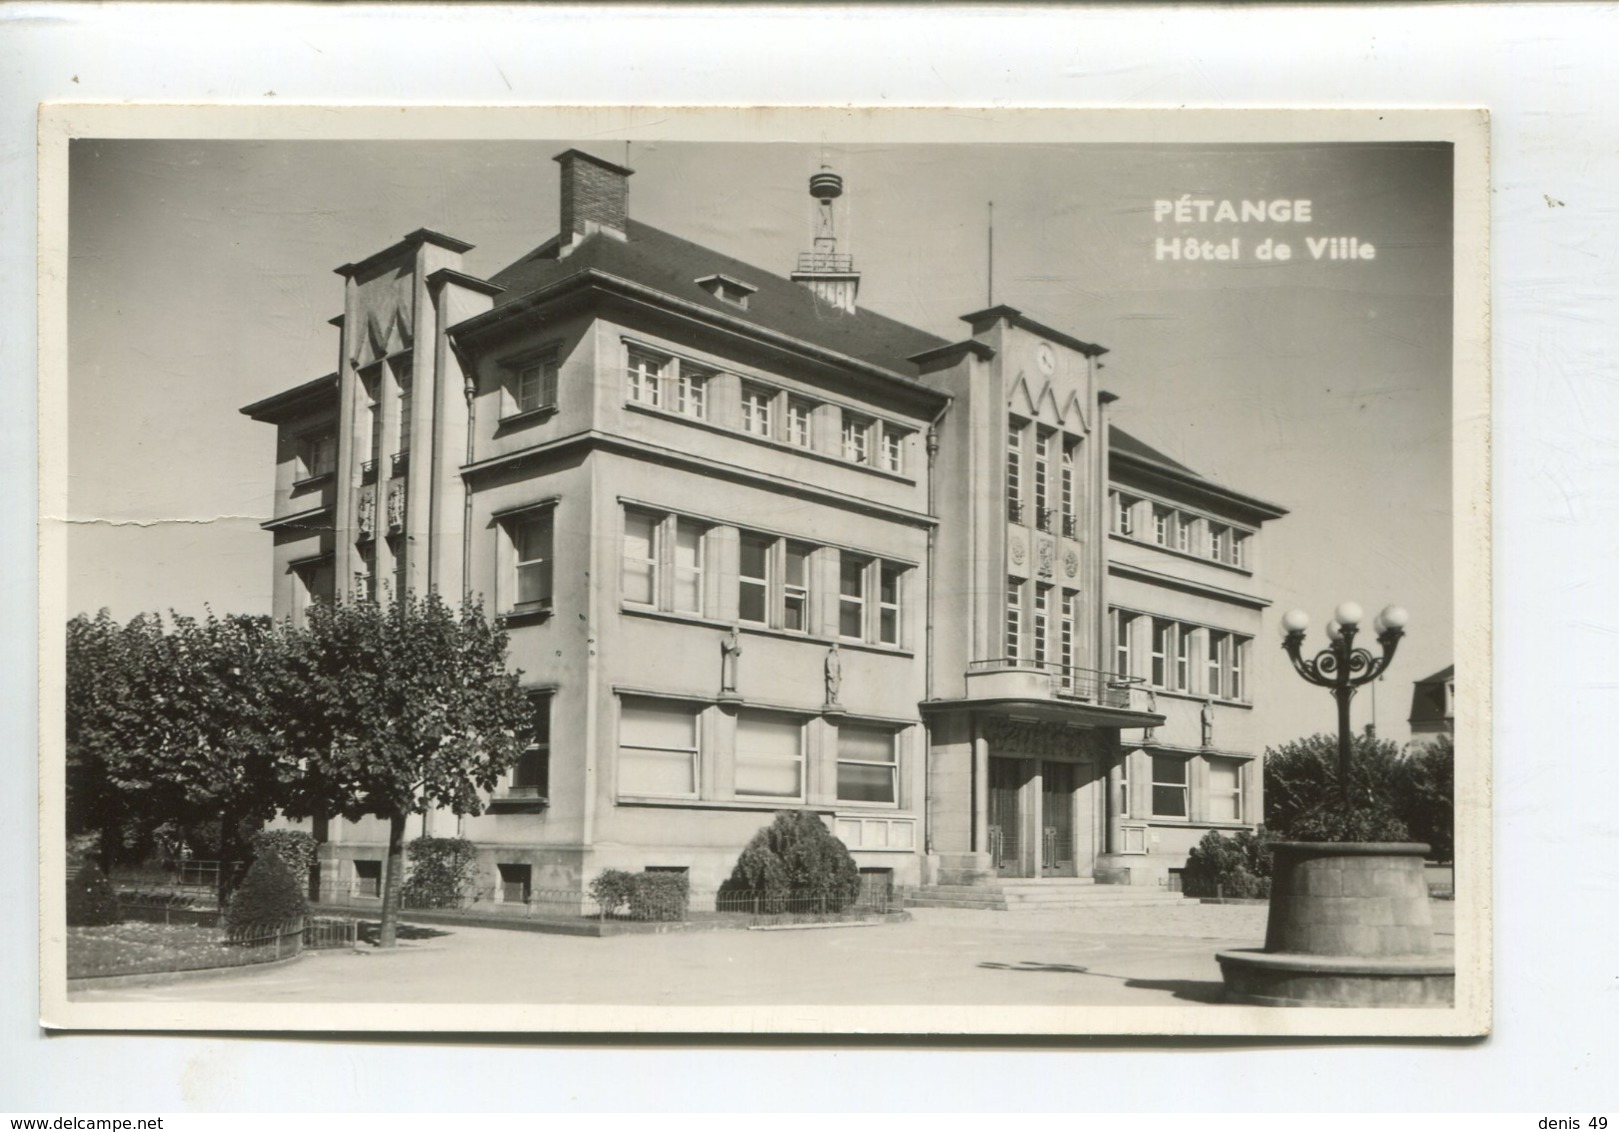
[966,658,1136,708]
[303,916,360,949]
[67,918,304,981]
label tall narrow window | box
[735,712,804,800]
[621,511,657,606]
[296,430,336,481]
[1151,755,1189,818]
[1032,584,1051,666]
[739,534,771,625]
[674,366,709,419]
[1006,422,1024,522]
[1059,591,1076,686]
[783,545,810,632]
[1209,523,1230,563]
[395,367,412,458]
[1174,624,1190,691]
[672,520,704,614]
[1207,759,1243,821]
[878,564,902,646]
[1176,513,1193,553]
[837,724,898,805]
[356,541,377,603]
[362,367,383,475]
[1118,753,1131,818]
[509,694,550,798]
[1033,430,1051,531]
[742,384,773,437]
[626,349,664,407]
[1113,610,1135,677]
[787,398,814,447]
[618,698,699,798]
[1207,631,1228,699]
[1231,532,1248,568]
[839,553,867,638]
[1231,638,1247,701]
[842,414,872,465]
[1060,441,1077,537]
[1112,492,1136,537]
[1006,579,1023,661]
[1151,619,1173,688]
[881,426,905,473]
[514,510,554,610]
[1154,507,1173,547]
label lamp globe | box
[1281,609,1310,634]
[1334,601,1364,628]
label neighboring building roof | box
[1108,424,1288,521]
[1108,426,1199,477]
[239,372,338,423]
[1408,664,1454,727]
[483,220,951,378]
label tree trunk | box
[215,809,233,911]
[379,810,408,948]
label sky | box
[66,138,1454,750]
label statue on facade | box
[720,624,743,694]
[1144,687,1158,741]
[824,641,843,706]
[386,480,405,532]
[357,485,377,539]
[1201,696,1215,748]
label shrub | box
[67,859,121,926]
[628,872,690,922]
[1393,736,1454,861]
[1264,732,1408,842]
[251,829,317,885]
[587,869,639,917]
[1282,805,1410,843]
[720,811,861,914]
[225,852,308,940]
[400,836,480,909]
[1182,827,1273,898]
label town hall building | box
[242,149,1286,906]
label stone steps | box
[901,881,1190,911]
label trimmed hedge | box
[1182,827,1274,898]
[67,859,121,927]
[720,811,861,914]
[588,869,689,922]
[401,836,479,909]
[225,852,308,940]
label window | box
[395,368,413,457]
[839,552,867,638]
[510,349,560,414]
[1175,625,1191,690]
[787,398,815,447]
[673,521,704,614]
[1007,421,1025,522]
[619,698,699,798]
[296,430,336,481]
[1059,591,1076,685]
[626,349,665,407]
[1060,441,1078,537]
[1118,754,1131,818]
[353,859,382,898]
[881,426,905,473]
[735,712,804,800]
[1154,506,1173,547]
[1113,609,1136,677]
[622,511,658,606]
[355,541,377,603]
[511,510,554,610]
[1210,524,1230,563]
[784,545,810,632]
[1208,758,1243,822]
[742,384,774,437]
[509,694,550,799]
[1112,492,1137,537]
[739,534,772,625]
[497,863,532,904]
[1231,638,1247,701]
[1033,430,1052,530]
[837,723,897,805]
[842,414,872,465]
[1006,579,1023,661]
[1151,755,1189,818]
[673,367,709,419]
[1230,531,1248,568]
[1176,513,1193,553]
[361,366,383,475]
[1033,584,1051,666]
[1151,619,1187,691]
[878,564,902,646]
[1207,631,1228,699]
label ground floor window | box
[618,697,701,798]
[837,723,898,805]
[1206,757,1244,822]
[1151,755,1189,818]
[735,711,805,801]
[498,863,532,904]
[353,859,382,898]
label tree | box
[1263,731,1409,842]
[66,610,291,902]
[279,594,531,947]
[720,811,862,913]
[1393,736,1454,861]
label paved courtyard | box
[71,901,1456,1008]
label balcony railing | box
[1062,513,1078,539]
[391,450,410,476]
[1036,507,1056,533]
[795,251,854,274]
[1008,498,1026,524]
[360,459,378,483]
[966,658,1138,710]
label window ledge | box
[1143,688,1253,709]
[292,472,334,492]
[500,605,552,626]
[1140,818,1254,830]
[498,405,558,430]
[488,795,549,814]
[618,796,906,817]
[620,604,915,658]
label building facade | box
[242,150,1286,902]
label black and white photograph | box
[38,106,1488,1037]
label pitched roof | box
[485,220,950,378]
[1108,426,1199,476]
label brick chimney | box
[554,148,633,253]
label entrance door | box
[1041,761,1078,876]
[988,758,1030,877]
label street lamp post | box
[1279,601,1409,808]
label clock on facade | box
[1036,342,1056,374]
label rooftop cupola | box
[554,148,633,254]
[790,165,860,313]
